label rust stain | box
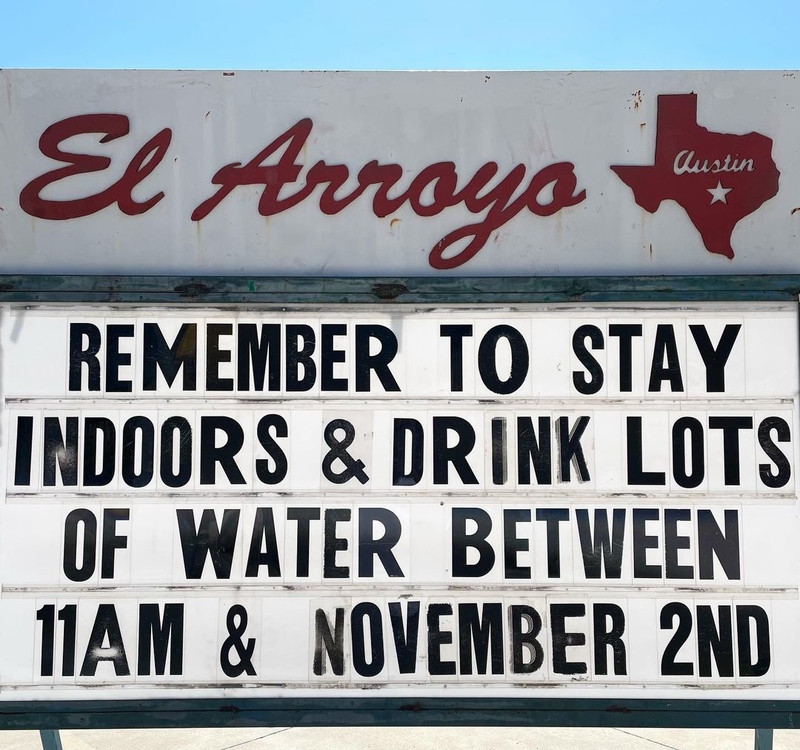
[223,72,235,77]
[205,110,210,118]
[630,90,643,110]
[792,207,800,215]
[389,217,401,229]
[372,282,408,301]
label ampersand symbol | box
[322,418,369,485]
[220,604,256,677]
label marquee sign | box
[2,70,800,730]
[0,71,798,276]
[0,302,798,705]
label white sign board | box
[0,70,799,277]
[0,301,798,702]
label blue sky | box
[1,0,798,70]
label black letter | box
[698,509,740,580]
[551,603,587,674]
[121,416,154,487]
[593,603,626,675]
[142,323,197,391]
[389,601,420,674]
[69,323,101,392]
[576,509,625,579]
[237,323,280,392]
[672,417,704,489]
[510,605,544,674]
[313,608,344,676]
[535,508,569,578]
[245,508,281,577]
[458,603,503,675]
[80,604,130,676]
[632,508,661,578]
[737,605,771,677]
[660,602,693,676]
[572,325,604,395]
[287,507,321,577]
[43,417,79,486]
[648,325,683,392]
[106,324,134,392]
[504,509,531,579]
[609,324,642,392]
[664,509,693,579]
[517,416,551,485]
[440,325,472,392]
[206,323,234,391]
[358,508,403,578]
[697,604,734,677]
[199,416,246,485]
[101,508,129,579]
[138,603,184,676]
[351,602,384,677]
[14,415,33,486]
[478,325,529,394]
[63,508,96,582]
[324,508,351,578]
[176,508,240,579]
[491,417,507,485]
[557,416,591,482]
[392,418,424,486]
[689,324,741,392]
[356,325,400,392]
[626,416,666,485]
[160,416,192,488]
[255,414,288,484]
[286,324,316,392]
[83,417,116,486]
[452,508,494,577]
[433,417,478,485]
[758,416,791,488]
[321,323,348,391]
[427,603,456,675]
[709,416,753,485]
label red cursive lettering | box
[19,114,172,220]
[191,119,586,269]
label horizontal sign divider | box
[2,697,800,730]
[1,275,800,303]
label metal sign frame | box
[1,273,800,732]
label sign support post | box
[755,728,774,750]
[38,730,63,750]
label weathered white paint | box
[0,70,798,276]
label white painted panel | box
[0,301,797,702]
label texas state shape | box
[611,93,779,258]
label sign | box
[0,70,799,277]
[1,301,798,703]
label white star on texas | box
[708,181,733,204]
